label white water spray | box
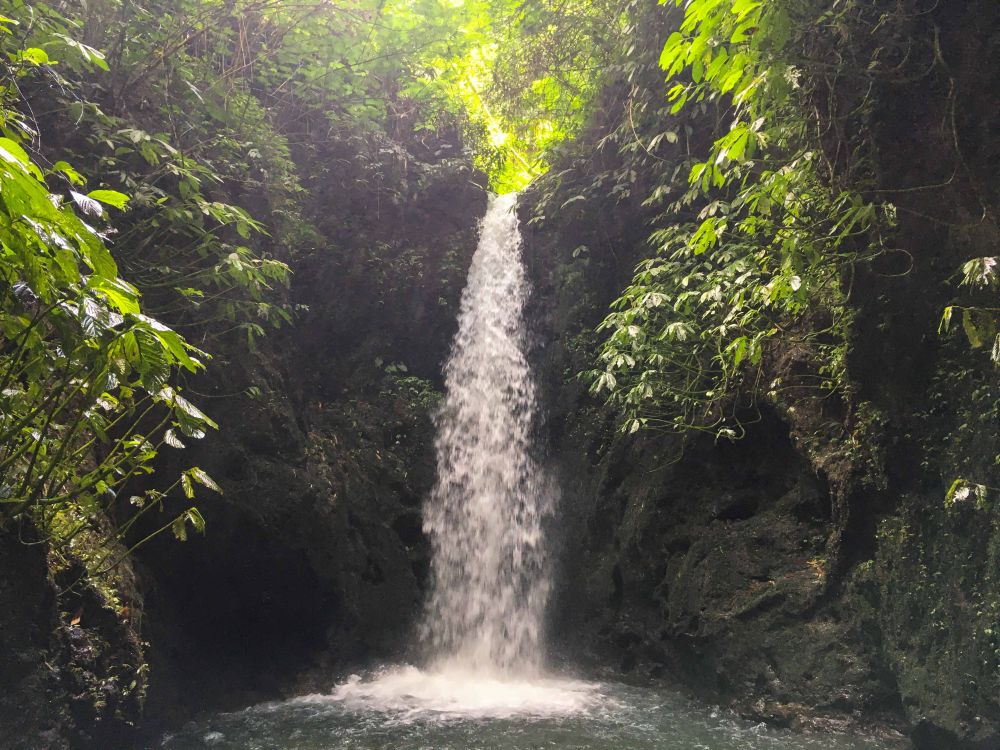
[421,191,552,674]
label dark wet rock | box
[0,527,144,749]
[510,5,1000,749]
[518,183,923,735]
[0,526,70,750]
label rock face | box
[0,527,145,750]
[520,190,903,736]
[520,185,1000,749]
[0,528,72,750]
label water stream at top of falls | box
[420,191,551,676]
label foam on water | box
[161,678,892,750]
[318,665,601,721]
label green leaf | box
[0,137,43,179]
[945,479,989,509]
[54,33,110,71]
[133,314,202,371]
[171,514,188,541]
[158,386,219,430]
[188,467,222,494]
[21,47,49,65]
[83,239,118,279]
[186,507,206,533]
[52,160,85,186]
[939,306,954,334]
[71,190,103,217]
[87,189,130,210]
[135,329,170,391]
[962,308,995,349]
[164,429,185,449]
[89,277,141,315]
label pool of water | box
[158,666,889,750]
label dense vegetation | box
[2,0,1000,747]
[0,0,563,583]
[525,1,1000,746]
[0,0,638,581]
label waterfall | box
[421,191,552,675]
[326,194,594,720]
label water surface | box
[160,667,886,750]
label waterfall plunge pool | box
[158,667,890,750]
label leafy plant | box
[941,255,1000,366]
[589,0,892,438]
[0,13,216,570]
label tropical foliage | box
[588,0,892,438]
[0,0,622,586]
[6,0,993,622]
[0,10,216,565]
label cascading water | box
[306,193,597,719]
[421,191,552,675]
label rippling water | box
[159,667,886,750]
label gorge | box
[2,1,1000,749]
